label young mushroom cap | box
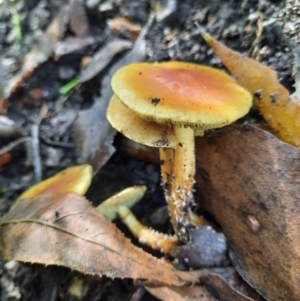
[111,61,252,129]
[16,165,93,202]
[107,94,177,148]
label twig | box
[0,137,31,156]
[0,115,27,138]
[31,124,42,182]
[40,135,74,148]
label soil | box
[0,0,297,300]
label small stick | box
[0,137,31,156]
[31,124,42,182]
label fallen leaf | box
[147,267,262,301]
[195,124,300,301]
[0,193,182,285]
[0,99,8,114]
[172,226,229,269]
[146,284,214,301]
[200,268,265,301]
[202,32,300,147]
[173,268,263,301]
[53,1,92,58]
[68,0,90,38]
[80,40,132,83]
[54,37,95,57]
[0,153,11,167]
[108,17,142,40]
[72,100,116,174]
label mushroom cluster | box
[107,61,252,242]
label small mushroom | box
[110,61,252,240]
[16,165,92,202]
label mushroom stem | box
[159,148,174,196]
[159,148,177,228]
[170,126,195,240]
[118,206,178,254]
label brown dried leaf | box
[0,153,11,167]
[54,37,95,57]
[147,284,214,301]
[0,193,182,285]
[196,124,300,301]
[0,99,8,114]
[200,269,265,301]
[72,100,116,174]
[202,33,300,147]
[69,0,90,38]
[53,0,92,58]
[108,17,142,40]
[147,268,262,301]
[172,268,263,301]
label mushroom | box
[107,94,178,222]
[110,61,252,240]
[16,165,92,202]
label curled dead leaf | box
[202,32,300,147]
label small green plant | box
[0,0,22,44]
[59,77,80,95]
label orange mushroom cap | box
[111,61,252,129]
[17,165,92,201]
[107,94,177,148]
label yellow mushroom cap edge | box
[107,94,177,148]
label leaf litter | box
[0,192,182,286]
